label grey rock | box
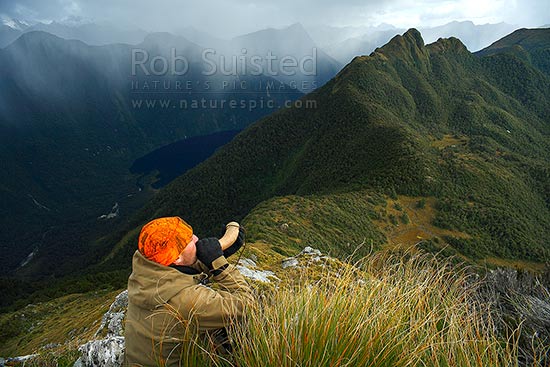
[237,257,279,283]
[478,267,550,366]
[281,258,299,269]
[106,312,125,337]
[236,265,279,283]
[78,336,125,367]
[300,246,321,256]
[94,290,127,338]
[75,290,128,367]
[6,354,38,364]
[299,247,326,263]
[282,247,325,268]
[42,342,61,350]
[238,258,257,268]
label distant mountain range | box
[0,16,148,46]
[0,20,343,92]
[0,17,534,70]
[2,17,543,94]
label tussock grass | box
[182,251,518,366]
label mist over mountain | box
[311,21,519,64]
[229,23,342,92]
[419,21,517,51]
[0,17,148,47]
[29,21,148,46]
[0,24,20,48]
[0,19,349,276]
[0,30,301,275]
[322,29,400,64]
[305,23,398,47]
[1,18,522,75]
[172,26,227,50]
[0,20,343,93]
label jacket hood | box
[127,250,196,308]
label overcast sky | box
[1,0,549,37]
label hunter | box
[124,216,253,366]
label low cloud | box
[1,0,549,37]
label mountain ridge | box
[104,28,549,267]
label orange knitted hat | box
[138,216,193,266]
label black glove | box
[195,237,223,270]
[223,227,245,258]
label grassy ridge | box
[0,289,120,357]
[229,252,517,367]
[1,239,546,365]
[242,191,387,258]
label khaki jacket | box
[124,250,253,366]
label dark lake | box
[130,130,241,188]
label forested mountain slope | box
[107,28,549,266]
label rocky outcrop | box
[73,290,127,367]
[94,290,128,338]
[478,267,550,366]
[236,258,279,283]
[74,338,124,367]
[281,246,327,269]
[1,354,38,366]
